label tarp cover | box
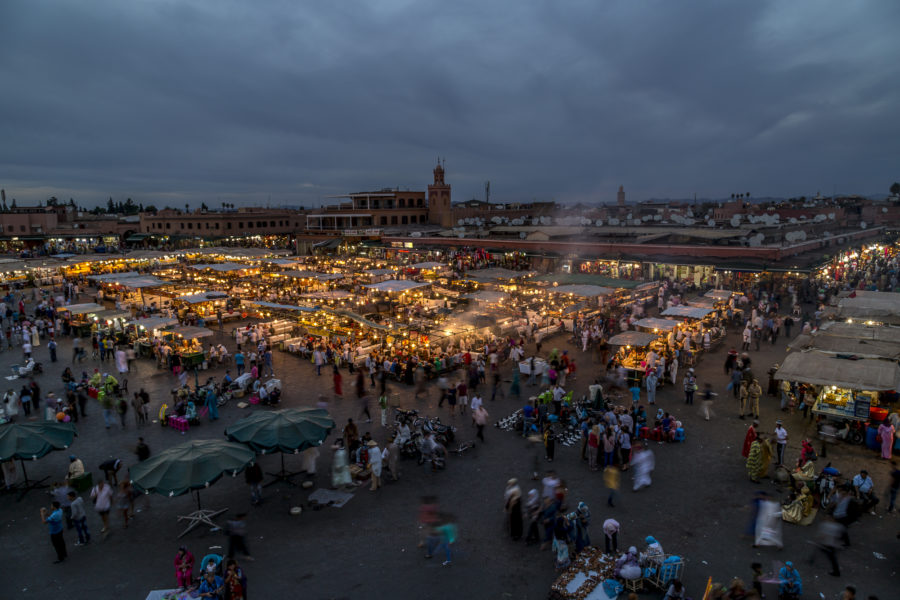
[661,305,715,319]
[607,331,659,347]
[244,300,318,313]
[168,326,214,339]
[126,316,179,329]
[57,302,105,315]
[788,333,900,360]
[633,317,681,332]
[774,351,900,391]
[838,291,900,320]
[411,261,444,269]
[818,321,900,343]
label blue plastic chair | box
[674,428,686,443]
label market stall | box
[126,316,180,357]
[836,291,900,325]
[56,303,106,337]
[608,331,663,386]
[633,317,680,333]
[775,351,899,425]
[163,326,214,369]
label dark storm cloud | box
[1,0,898,207]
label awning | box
[551,284,615,297]
[533,273,646,290]
[817,321,900,343]
[633,317,680,332]
[125,233,151,242]
[411,261,444,270]
[787,333,900,360]
[189,262,252,272]
[278,270,344,281]
[125,316,179,330]
[704,289,734,300]
[364,280,430,293]
[774,351,900,391]
[313,238,342,249]
[168,326,214,340]
[178,292,229,304]
[57,303,105,315]
[661,306,715,319]
[837,291,900,322]
[607,331,659,347]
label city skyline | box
[2,1,898,207]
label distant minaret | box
[617,185,625,207]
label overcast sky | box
[2,0,898,208]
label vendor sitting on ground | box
[782,485,816,525]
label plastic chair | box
[674,428,686,442]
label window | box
[270,220,275,227]
[417,198,424,207]
[215,223,219,229]
[239,222,244,228]
[391,216,398,225]
[372,200,379,209]
[180,223,185,229]
[410,215,417,224]
[204,223,209,229]
[399,198,405,208]
[380,216,387,225]
[166,223,171,229]
[19,225,25,232]
[401,216,408,224]
[226,223,232,230]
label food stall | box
[607,331,662,386]
[775,351,899,429]
[126,316,180,357]
[57,303,106,337]
[633,317,680,333]
[174,291,234,323]
[164,326,214,369]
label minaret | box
[427,159,452,227]
[617,185,625,207]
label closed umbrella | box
[129,439,255,538]
[0,422,77,501]
[225,407,334,486]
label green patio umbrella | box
[129,439,255,537]
[225,407,335,486]
[0,422,77,500]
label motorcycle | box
[815,464,841,509]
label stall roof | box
[300,290,353,299]
[259,258,302,266]
[244,300,318,313]
[88,271,141,281]
[633,317,681,332]
[178,292,229,304]
[462,290,508,303]
[787,334,900,360]
[533,273,646,290]
[364,268,396,276]
[411,261,445,270]
[57,302,106,315]
[189,262,253,272]
[774,351,900,390]
[837,291,900,321]
[364,280,430,293]
[704,289,735,300]
[168,325,214,340]
[125,316,179,329]
[278,270,344,281]
[551,284,615,297]
[321,307,389,330]
[818,321,900,343]
[118,276,171,289]
[661,305,715,319]
[607,331,659,347]
[689,297,718,309]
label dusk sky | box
[2,0,899,208]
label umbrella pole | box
[15,458,49,502]
[263,452,300,488]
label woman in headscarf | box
[504,478,523,540]
[642,535,665,568]
[614,546,641,580]
[570,502,591,553]
[877,420,895,459]
[524,489,541,544]
[745,435,773,483]
[551,515,571,571]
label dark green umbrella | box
[130,439,255,498]
[225,407,334,486]
[0,422,77,501]
[129,439,256,538]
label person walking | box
[683,369,696,405]
[90,479,114,535]
[366,440,382,491]
[40,501,67,563]
[68,490,90,545]
[473,404,489,442]
[226,513,254,561]
[701,383,716,421]
[645,371,658,405]
[748,379,762,419]
[774,420,788,466]
[234,351,245,377]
